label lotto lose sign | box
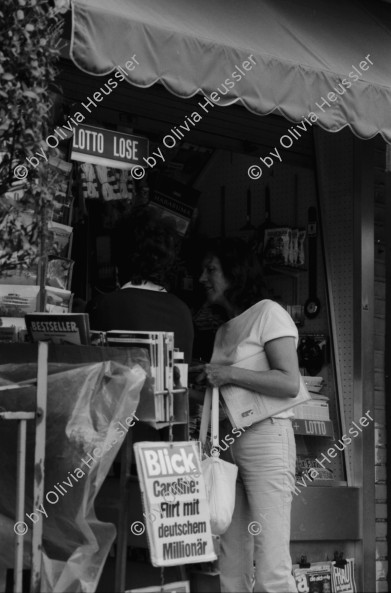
[134,442,216,567]
[71,124,149,169]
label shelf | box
[141,420,188,429]
[294,480,348,489]
[265,265,307,278]
[292,418,334,437]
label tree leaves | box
[0,0,66,272]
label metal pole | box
[14,419,27,593]
[114,431,133,592]
[352,136,376,593]
[313,127,351,484]
[384,144,391,593]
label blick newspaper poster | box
[134,441,216,567]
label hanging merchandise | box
[298,335,326,376]
[304,206,321,318]
[263,227,291,265]
[331,557,356,593]
[292,556,356,592]
[240,188,255,231]
[78,162,135,201]
[293,561,332,592]
[148,174,200,237]
[263,227,306,267]
[220,185,226,237]
[251,183,275,257]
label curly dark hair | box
[201,237,265,311]
[114,205,179,288]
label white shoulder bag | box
[199,386,238,535]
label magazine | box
[0,285,40,317]
[47,156,74,225]
[220,374,312,429]
[0,263,39,286]
[149,175,199,236]
[105,330,175,422]
[46,257,74,290]
[48,221,73,258]
[0,317,26,343]
[45,286,73,313]
[331,558,356,593]
[293,562,332,593]
[25,313,90,345]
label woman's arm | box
[204,336,300,398]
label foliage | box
[0,0,68,272]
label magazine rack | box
[114,387,189,592]
[0,342,150,593]
[0,341,48,593]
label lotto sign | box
[72,124,148,169]
[134,442,216,567]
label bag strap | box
[199,387,211,445]
[211,386,219,449]
[199,386,220,450]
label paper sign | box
[331,559,356,593]
[134,441,216,567]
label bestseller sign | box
[71,124,149,170]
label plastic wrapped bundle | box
[0,357,146,593]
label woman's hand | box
[204,363,232,387]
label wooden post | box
[30,341,48,593]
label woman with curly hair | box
[88,205,193,362]
[198,237,299,593]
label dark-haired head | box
[199,237,265,314]
[114,205,179,288]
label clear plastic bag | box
[0,358,146,592]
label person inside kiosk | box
[88,204,194,362]
[198,237,300,593]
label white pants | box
[218,418,297,593]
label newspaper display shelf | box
[112,386,192,593]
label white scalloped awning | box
[70,0,391,144]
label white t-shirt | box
[211,299,299,419]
